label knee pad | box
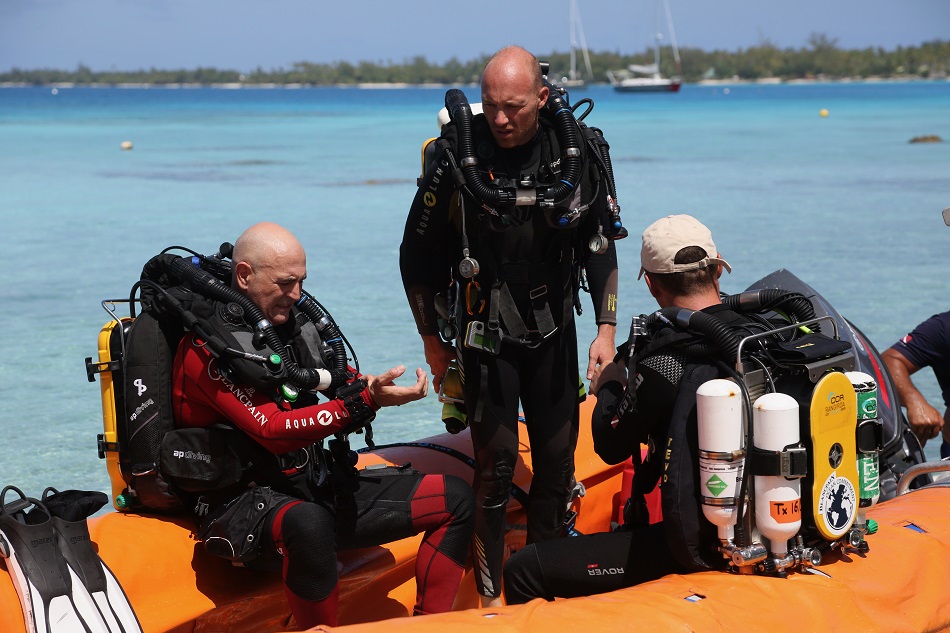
[481,448,516,508]
[443,475,475,524]
[280,502,338,600]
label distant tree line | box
[2,36,947,86]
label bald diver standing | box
[400,45,623,605]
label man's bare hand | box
[587,324,617,385]
[365,365,428,408]
[422,334,455,393]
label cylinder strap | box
[856,418,884,454]
[748,444,808,478]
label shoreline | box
[1,76,948,90]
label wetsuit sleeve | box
[584,240,618,326]
[578,194,618,326]
[172,338,379,455]
[592,355,680,465]
[399,139,458,336]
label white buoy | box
[120,141,134,151]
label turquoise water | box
[1,81,948,500]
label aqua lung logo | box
[416,161,447,236]
[286,410,335,430]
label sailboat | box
[607,0,682,93]
[559,0,594,87]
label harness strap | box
[490,283,528,339]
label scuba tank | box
[632,289,859,576]
[751,393,803,559]
[696,379,745,548]
[847,370,883,551]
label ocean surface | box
[1,81,948,503]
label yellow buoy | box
[819,109,829,118]
[120,141,134,151]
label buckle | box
[529,285,548,300]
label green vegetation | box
[2,36,948,86]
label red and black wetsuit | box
[171,317,474,628]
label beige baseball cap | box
[638,214,732,279]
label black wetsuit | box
[503,304,749,603]
[400,114,618,598]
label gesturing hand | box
[365,365,429,408]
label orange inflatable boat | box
[3,266,945,632]
[2,395,950,633]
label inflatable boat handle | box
[896,461,950,496]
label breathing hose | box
[165,255,349,391]
[722,289,817,330]
[443,85,585,212]
[646,307,742,362]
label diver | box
[503,214,742,602]
[400,46,620,605]
[170,223,475,629]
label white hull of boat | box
[613,76,682,92]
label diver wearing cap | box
[503,214,741,602]
[400,45,620,605]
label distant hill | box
[2,38,947,86]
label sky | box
[1,0,948,73]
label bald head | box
[481,46,548,148]
[482,46,544,93]
[232,222,307,325]
[232,222,305,270]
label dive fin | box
[43,488,143,633]
[0,485,100,633]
